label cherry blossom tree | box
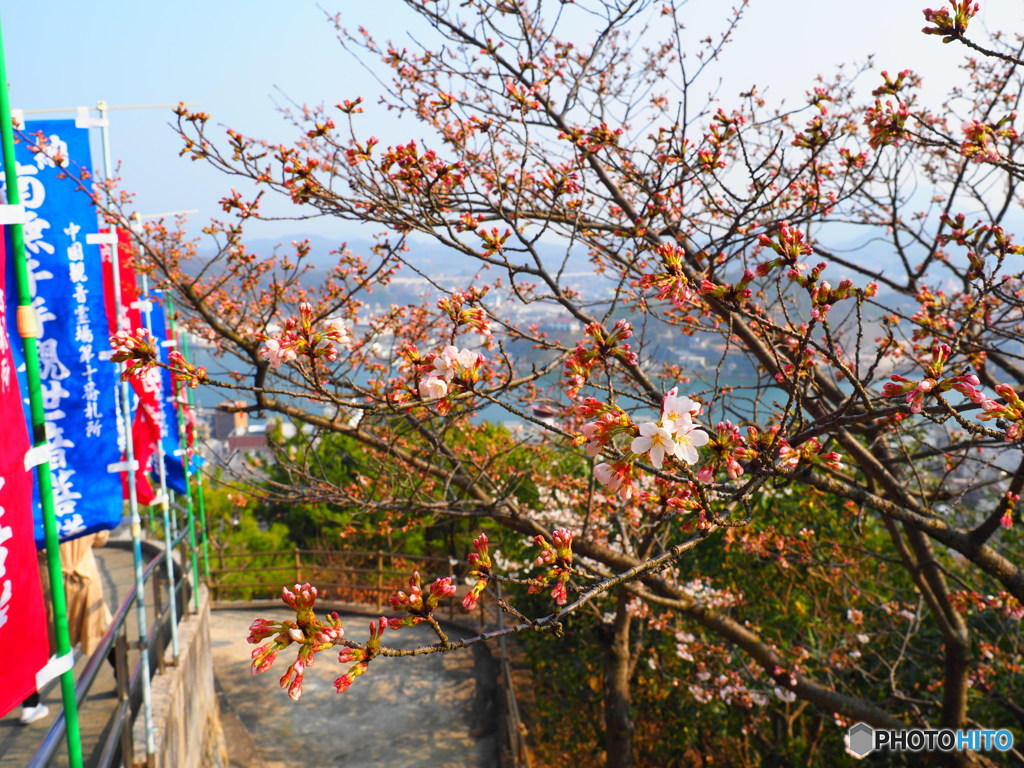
[107,1,1024,764]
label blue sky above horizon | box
[2,1,1021,244]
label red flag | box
[0,232,50,716]
[100,229,160,505]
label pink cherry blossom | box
[260,338,298,368]
[418,376,448,399]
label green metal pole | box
[165,295,202,610]
[0,16,83,768]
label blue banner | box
[4,119,122,543]
[149,295,188,495]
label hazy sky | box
[2,1,1020,242]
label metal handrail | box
[28,528,192,768]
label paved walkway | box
[210,608,500,768]
[0,545,500,768]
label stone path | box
[210,608,500,768]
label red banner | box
[0,233,50,716]
[100,228,159,505]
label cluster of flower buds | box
[777,436,843,472]
[334,617,388,693]
[379,140,466,198]
[977,384,1024,442]
[166,349,208,388]
[882,344,995,416]
[575,398,632,458]
[247,583,345,701]
[695,421,750,482]
[258,302,352,369]
[697,272,754,305]
[865,96,912,149]
[477,226,512,256]
[463,533,492,611]
[960,115,1019,164]
[388,570,457,627]
[563,320,637,398]
[755,221,813,274]
[938,214,1024,280]
[638,242,694,308]
[437,287,492,337]
[109,327,158,380]
[922,1,979,42]
[529,529,575,605]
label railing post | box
[294,547,301,586]
[115,630,133,766]
[152,568,166,674]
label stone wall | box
[134,584,228,768]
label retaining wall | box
[134,584,228,768]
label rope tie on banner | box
[16,304,40,338]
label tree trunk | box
[602,592,634,768]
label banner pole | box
[178,324,211,582]
[96,100,156,760]
[137,272,180,660]
[0,15,83,768]
[165,294,202,610]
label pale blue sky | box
[2,1,1020,241]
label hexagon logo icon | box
[846,722,875,758]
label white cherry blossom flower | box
[662,389,701,432]
[631,422,676,469]
[672,420,710,465]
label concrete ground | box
[210,607,501,768]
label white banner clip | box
[0,204,27,226]
[160,339,177,348]
[107,460,139,473]
[85,232,118,246]
[35,651,75,690]
[24,444,52,470]
[75,106,109,129]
